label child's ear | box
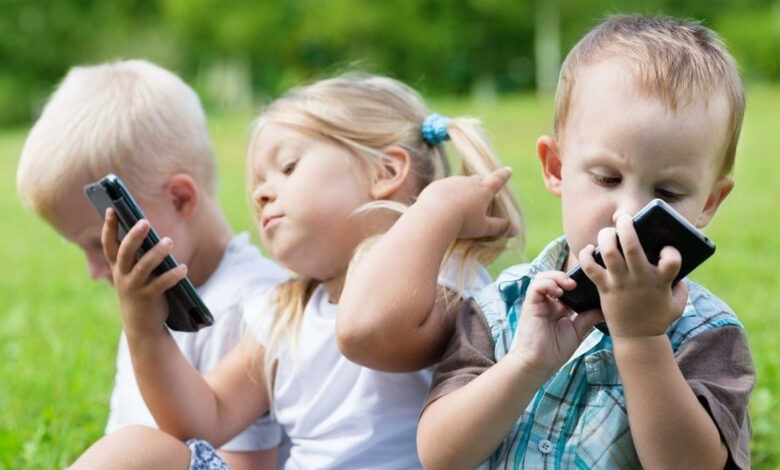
[165,173,199,220]
[370,145,413,200]
[537,135,563,197]
[696,175,734,228]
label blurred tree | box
[0,0,777,126]
[0,0,171,126]
[535,0,560,94]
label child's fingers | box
[145,264,187,296]
[133,237,174,280]
[529,271,576,300]
[116,220,150,274]
[482,167,512,194]
[657,245,682,283]
[529,278,564,302]
[597,227,626,275]
[671,277,689,312]
[537,270,577,291]
[615,214,648,273]
[572,309,605,342]
[579,244,606,285]
[101,208,120,264]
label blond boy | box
[16,60,288,470]
[409,16,754,469]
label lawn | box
[1,87,778,468]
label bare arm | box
[103,210,270,446]
[580,216,727,469]
[613,336,727,469]
[337,169,512,372]
[419,353,548,470]
[418,272,602,469]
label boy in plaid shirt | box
[412,15,754,469]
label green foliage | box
[714,9,780,82]
[2,0,778,126]
[1,87,779,467]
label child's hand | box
[509,271,604,377]
[101,208,187,337]
[416,168,514,240]
[578,214,689,338]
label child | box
[67,74,522,469]
[343,15,755,470]
[16,60,288,470]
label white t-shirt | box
[243,263,489,469]
[105,233,289,452]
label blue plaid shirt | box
[472,236,744,470]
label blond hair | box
[554,15,744,176]
[246,74,523,396]
[17,59,217,219]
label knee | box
[70,425,191,470]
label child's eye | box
[655,188,683,202]
[592,174,621,186]
[281,160,298,175]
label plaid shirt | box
[472,236,744,470]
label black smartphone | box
[84,173,214,332]
[559,199,715,334]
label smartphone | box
[84,173,214,332]
[559,199,715,334]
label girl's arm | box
[580,216,727,469]
[337,169,512,372]
[103,210,270,446]
[418,271,602,469]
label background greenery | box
[1,0,780,126]
[1,0,779,468]
[1,87,779,468]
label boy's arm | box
[613,335,729,469]
[337,169,512,372]
[103,210,270,446]
[418,302,549,470]
[418,273,602,470]
[614,322,753,470]
[581,216,752,469]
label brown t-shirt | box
[425,299,755,470]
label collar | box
[496,236,570,304]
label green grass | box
[1,88,779,468]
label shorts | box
[186,439,230,470]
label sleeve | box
[676,326,756,470]
[241,291,275,346]
[423,299,497,410]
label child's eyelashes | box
[654,188,684,202]
[591,173,621,186]
[281,159,298,175]
[590,173,684,202]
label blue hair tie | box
[422,113,451,146]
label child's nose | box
[252,183,276,207]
